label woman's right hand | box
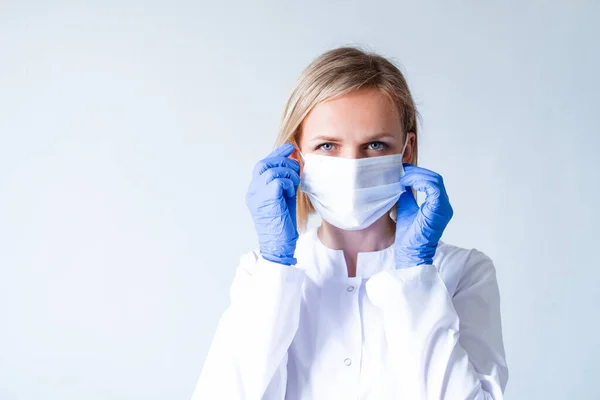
[245,143,301,266]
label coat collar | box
[297,227,396,279]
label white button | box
[344,358,352,366]
[347,286,354,292]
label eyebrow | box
[309,132,397,142]
[309,135,342,143]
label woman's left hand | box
[394,164,454,268]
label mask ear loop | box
[400,133,410,160]
[390,133,411,224]
[295,148,306,182]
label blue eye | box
[319,143,334,151]
[368,142,387,151]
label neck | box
[317,213,396,277]
[318,215,396,251]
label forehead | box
[300,88,401,141]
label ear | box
[290,147,300,163]
[403,131,416,163]
[290,147,304,176]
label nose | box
[340,147,368,159]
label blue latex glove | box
[395,164,454,268]
[245,143,300,266]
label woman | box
[191,46,508,399]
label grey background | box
[1,1,598,399]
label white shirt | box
[191,227,508,399]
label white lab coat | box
[191,227,508,399]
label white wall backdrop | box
[1,1,598,399]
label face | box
[297,87,415,161]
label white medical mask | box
[300,136,410,230]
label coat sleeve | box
[365,249,509,400]
[190,251,305,400]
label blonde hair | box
[274,46,420,232]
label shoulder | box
[434,241,498,296]
[296,226,318,250]
[236,227,319,274]
[291,227,320,270]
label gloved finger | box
[258,167,301,188]
[266,177,296,199]
[267,143,295,159]
[401,169,445,193]
[395,189,418,235]
[402,164,440,179]
[247,167,299,201]
[396,189,418,218]
[397,186,418,208]
[405,179,444,204]
[253,156,300,178]
[401,175,450,210]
